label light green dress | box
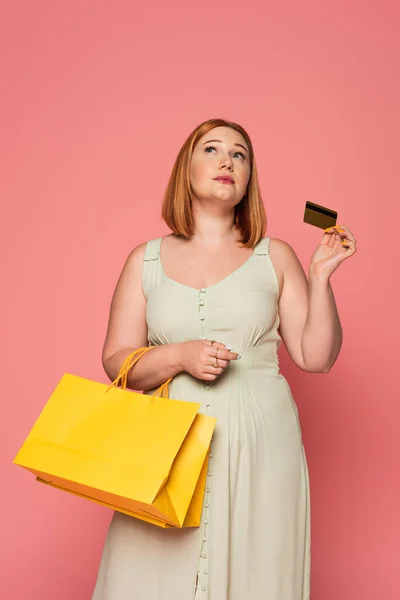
[92,236,311,600]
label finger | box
[225,350,240,361]
[325,223,348,232]
[322,229,335,243]
[330,230,352,247]
[337,231,356,244]
[328,232,337,247]
[340,240,357,256]
[328,225,356,244]
[208,357,228,369]
[333,225,354,237]
[324,224,348,237]
[321,234,331,245]
[203,340,233,351]
[203,366,224,377]
[323,228,339,246]
[341,238,355,248]
[203,340,224,348]
[201,373,218,381]
[210,349,240,361]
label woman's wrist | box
[169,341,187,374]
[308,269,331,287]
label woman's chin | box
[193,191,240,208]
[210,190,238,204]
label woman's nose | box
[219,154,233,170]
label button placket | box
[197,466,211,595]
[197,445,213,596]
[198,288,207,339]
[196,287,213,597]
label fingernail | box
[225,345,232,351]
[237,355,242,360]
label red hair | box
[161,118,266,248]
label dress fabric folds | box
[92,236,311,600]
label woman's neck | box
[190,202,238,247]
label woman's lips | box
[214,177,234,184]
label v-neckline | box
[158,238,257,293]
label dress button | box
[204,569,208,575]
[206,487,210,493]
[202,553,207,559]
[201,586,206,592]
[204,518,208,524]
[208,472,212,477]
[205,502,209,508]
[206,402,210,407]
[203,535,207,541]
[200,316,205,321]
[199,300,205,306]
[205,385,210,391]
[201,288,206,293]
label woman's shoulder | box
[125,241,148,263]
[121,238,160,275]
[267,237,303,280]
[268,236,298,257]
[127,236,164,262]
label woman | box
[92,118,357,600]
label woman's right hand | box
[177,339,240,381]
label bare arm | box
[270,238,342,373]
[301,276,342,372]
[102,244,239,390]
[102,243,184,390]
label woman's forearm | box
[301,275,343,372]
[103,343,184,391]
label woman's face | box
[189,126,251,208]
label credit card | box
[303,201,337,230]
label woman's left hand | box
[309,224,357,280]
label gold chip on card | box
[303,201,337,230]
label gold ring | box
[214,358,219,368]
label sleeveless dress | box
[92,236,311,600]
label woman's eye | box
[204,146,246,160]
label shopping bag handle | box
[106,346,172,398]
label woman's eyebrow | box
[202,139,249,153]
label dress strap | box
[253,237,271,255]
[142,238,164,301]
[143,237,162,261]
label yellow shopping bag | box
[14,347,216,528]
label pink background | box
[1,1,399,598]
